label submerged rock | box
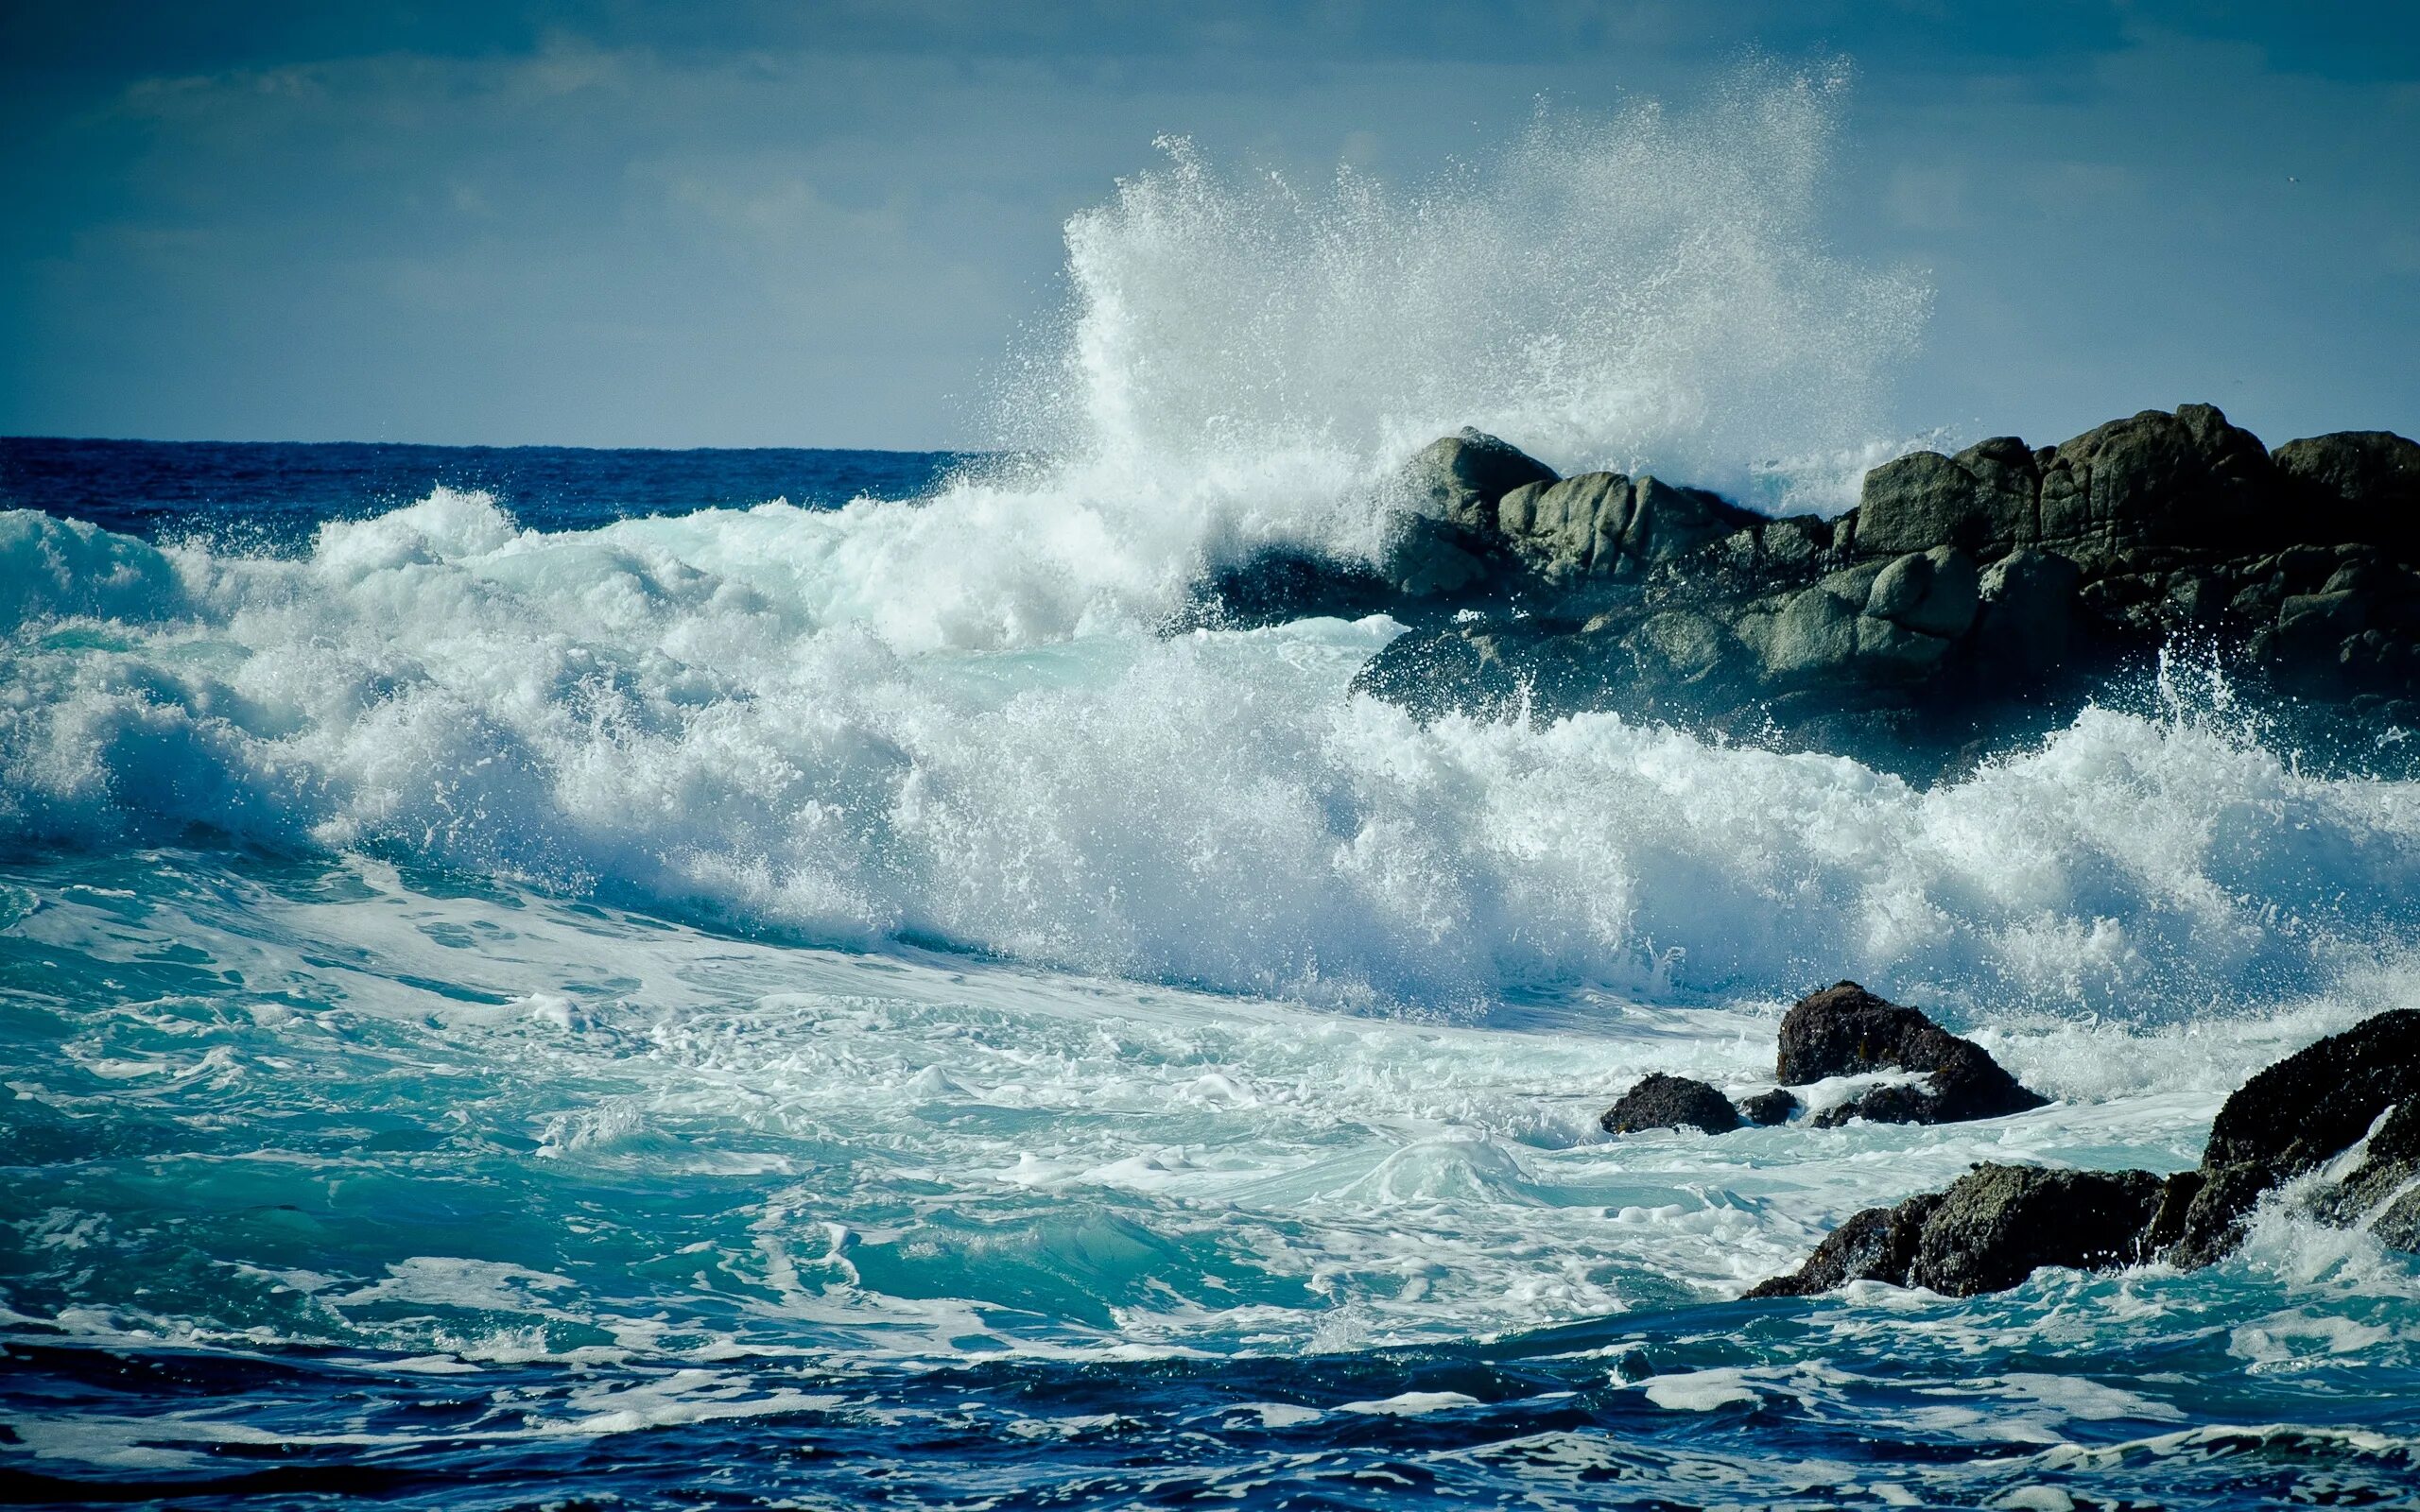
[1776,982,2049,1126]
[1600,1073,1741,1136]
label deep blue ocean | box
[5,432,2420,1511]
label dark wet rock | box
[1751,1165,2163,1299]
[2169,1008,2420,1264]
[1777,982,2050,1126]
[1600,1073,1742,1136]
[1970,548,2083,679]
[1753,1009,2420,1299]
[1747,1192,1943,1298]
[1909,1165,2165,1297]
[1495,471,1762,588]
[1380,514,1499,598]
[2034,404,2281,563]
[1369,429,1560,599]
[1737,1089,1800,1126]
[1242,405,2420,779]
[1167,547,1396,631]
[2273,430,2420,558]
[1389,428,1560,536]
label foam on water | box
[3,492,2417,1018]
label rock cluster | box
[1178,404,2420,772]
[1750,1009,2420,1298]
[1597,982,2047,1135]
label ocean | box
[6,94,2420,1511]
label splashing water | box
[1005,62,1932,523]
[3,65,2417,1512]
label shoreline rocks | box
[1749,1008,2420,1298]
[1180,404,2420,776]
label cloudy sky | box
[3,2,2413,451]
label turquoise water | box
[5,438,2420,1506]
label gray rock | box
[1738,1088,1801,1125]
[1853,437,2040,558]
[1498,472,1632,584]
[2035,403,2278,560]
[1908,1165,2165,1297]
[1865,547,1980,639]
[1625,476,1759,565]
[1388,428,1559,535]
[2169,1008,2420,1264]
[1749,1165,2164,1299]
[1380,515,1497,597]
[1746,1192,1942,1297]
[1759,580,1865,680]
[1599,1073,1742,1136]
[1630,609,1737,684]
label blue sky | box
[3,2,2413,451]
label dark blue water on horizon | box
[5,441,2420,1511]
[0,436,971,545]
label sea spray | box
[1003,62,1933,520]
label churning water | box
[4,73,2418,1510]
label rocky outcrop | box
[2165,1008,2420,1264]
[1749,1165,2165,1298]
[1751,1009,2420,1298]
[1236,404,2420,777]
[1778,982,2050,1127]
[1599,1073,1742,1135]
[1496,472,1762,586]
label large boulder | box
[2168,1008,2420,1263]
[1497,472,1632,584]
[1388,428,1558,536]
[1776,982,2050,1126]
[1745,551,1980,686]
[1625,476,1759,566]
[1377,430,1558,597]
[1600,1073,1742,1136]
[1850,437,2040,558]
[1968,548,2083,680]
[1495,472,1761,585]
[2272,431,2420,563]
[1750,1165,2163,1298]
[2035,404,2278,562]
[1747,1191,1942,1298]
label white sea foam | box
[2,499,2413,1017]
[0,70,2411,1021]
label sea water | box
[6,73,2420,1510]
